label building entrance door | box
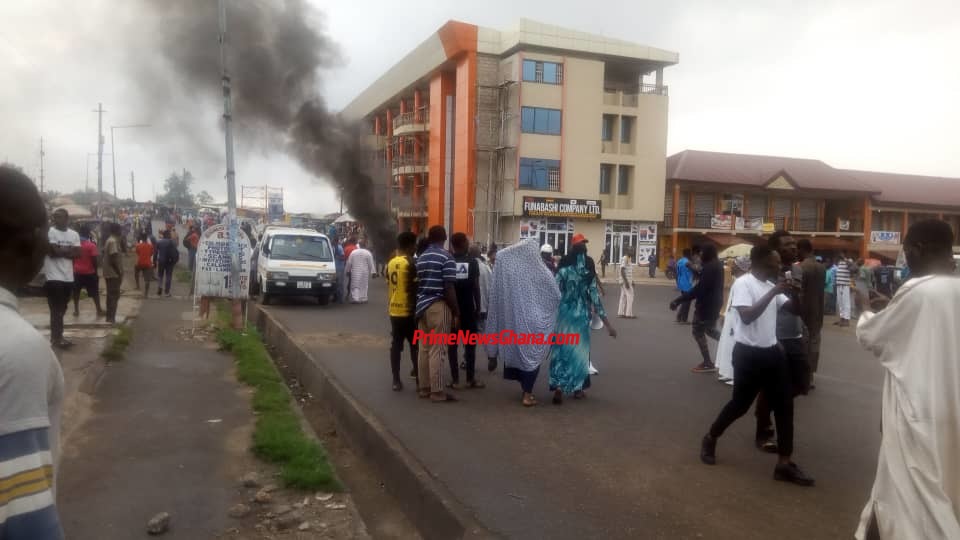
[538,218,571,256]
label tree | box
[159,169,195,207]
[196,190,214,205]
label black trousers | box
[756,336,809,436]
[389,316,418,380]
[675,298,692,322]
[448,317,478,384]
[45,281,72,342]
[156,263,174,294]
[692,313,721,365]
[105,277,122,322]
[709,343,794,457]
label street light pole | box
[110,124,150,201]
[219,0,242,329]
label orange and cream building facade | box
[342,19,678,260]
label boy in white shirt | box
[699,245,815,487]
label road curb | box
[254,306,497,540]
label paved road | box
[266,279,881,539]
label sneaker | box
[691,363,718,373]
[774,462,815,486]
[700,434,717,465]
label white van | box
[257,227,337,305]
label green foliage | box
[102,325,133,362]
[215,303,339,491]
[159,170,195,207]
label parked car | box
[257,227,337,305]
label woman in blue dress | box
[549,234,617,405]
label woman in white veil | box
[485,238,561,407]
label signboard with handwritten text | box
[195,224,252,299]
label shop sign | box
[870,231,901,244]
[736,217,763,231]
[711,214,733,229]
[522,196,601,219]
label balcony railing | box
[665,213,864,233]
[639,83,668,96]
[393,110,429,131]
[391,154,429,170]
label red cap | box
[571,233,588,245]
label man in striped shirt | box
[0,166,65,539]
[834,252,853,327]
[415,226,461,402]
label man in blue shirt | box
[675,248,696,323]
[415,226,461,402]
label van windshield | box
[269,235,333,262]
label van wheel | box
[317,294,330,306]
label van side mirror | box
[262,243,270,256]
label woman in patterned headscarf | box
[485,238,561,407]
[716,256,751,384]
[548,234,617,405]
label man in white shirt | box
[44,208,81,348]
[855,219,960,540]
[699,245,815,487]
[0,166,65,538]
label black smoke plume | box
[136,0,395,251]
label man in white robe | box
[855,219,960,540]
[345,241,375,303]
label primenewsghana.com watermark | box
[413,330,580,346]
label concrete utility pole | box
[94,103,105,216]
[130,171,135,202]
[219,0,243,329]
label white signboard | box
[870,230,901,245]
[195,223,252,299]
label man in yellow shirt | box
[387,232,418,391]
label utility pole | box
[94,103,105,216]
[130,171,135,202]
[111,128,117,199]
[219,0,242,329]
[39,137,45,193]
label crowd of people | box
[2,160,959,537]
[381,226,618,405]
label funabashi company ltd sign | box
[522,196,601,219]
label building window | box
[522,60,563,84]
[721,193,743,216]
[602,114,615,141]
[599,164,613,194]
[620,116,634,143]
[617,165,632,195]
[519,158,561,191]
[521,107,562,135]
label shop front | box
[517,196,602,256]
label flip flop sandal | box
[447,382,463,390]
[418,391,431,399]
[522,395,538,407]
[430,393,458,403]
[573,391,587,400]
[552,390,563,405]
[466,380,486,389]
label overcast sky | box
[1,0,958,213]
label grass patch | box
[215,303,340,491]
[175,268,193,284]
[102,324,133,362]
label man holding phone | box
[755,231,811,452]
[699,245,814,486]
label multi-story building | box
[662,150,960,264]
[342,19,678,260]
